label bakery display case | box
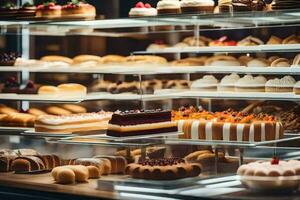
[1,1,300,199]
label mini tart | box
[235,75,266,92]
[180,0,215,13]
[36,4,62,18]
[218,73,240,92]
[191,75,219,91]
[62,2,96,19]
[157,0,181,14]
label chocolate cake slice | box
[107,109,178,137]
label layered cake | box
[129,2,157,17]
[218,73,240,92]
[18,3,36,18]
[107,109,177,137]
[265,76,296,93]
[125,157,202,180]
[157,0,181,14]
[180,0,215,13]
[191,75,219,91]
[34,112,112,133]
[293,81,300,95]
[62,0,96,19]
[172,107,284,142]
[235,75,266,92]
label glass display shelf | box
[134,44,300,55]
[1,65,299,75]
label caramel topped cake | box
[35,111,112,133]
[107,109,177,137]
[172,107,284,142]
[126,157,202,180]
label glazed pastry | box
[99,55,126,64]
[35,154,61,170]
[171,57,206,66]
[126,158,202,180]
[292,53,300,66]
[93,156,127,174]
[267,36,282,45]
[0,105,18,114]
[107,109,177,137]
[218,73,240,91]
[235,75,266,92]
[247,58,270,67]
[180,0,215,13]
[60,104,87,114]
[40,55,73,64]
[265,76,296,93]
[125,55,168,65]
[46,106,72,115]
[38,86,60,95]
[237,36,264,46]
[1,113,36,127]
[270,58,290,67]
[0,52,20,66]
[129,2,157,17]
[204,55,241,66]
[0,155,17,172]
[191,75,219,91]
[36,2,62,18]
[2,77,19,93]
[13,149,38,156]
[73,55,101,64]
[57,83,87,97]
[25,108,47,116]
[282,35,300,44]
[62,1,96,19]
[35,112,112,133]
[157,0,181,14]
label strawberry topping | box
[271,157,279,165]
[136,2,144,8]
[145,3,152,8]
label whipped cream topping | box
[157,0,181,9]
[235,75,267,87]
[219,73,240,86]
[294,81,300,88]
[129,7,157,16]
[36,112,112,125]
[181,0,214,7]
[218,0,232,5]
[266,76,296,87]
[191,75,219,88]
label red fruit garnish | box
[37,4,44,9]
[48,2,55,7]
[271,157,279,165]
[136,2,144,8]
[224,41,237,46]
[26,80,35,88]
[145,3,151,8]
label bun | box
[1,113,36,127]
[100,55,126,64]
[57,83,87,97]
[73,55,101,64]
[126,55,168,65]
[46,106,72,115]
[38,86,59,95]
[0,106,18,114]
[52,167,76,184]
[27,108,47,116]
[40,55,73,64]
[60,104,87,113]
[65,165,89,182]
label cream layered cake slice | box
[107,109,178,137]
[34,112,112,133]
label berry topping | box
[26,80,35,89]
[136,2,144,8]
[144,3,151,8]
[271,157,279,165]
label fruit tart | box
[36,0,62,18]
[62,0,96,19]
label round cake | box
[265,76,296,93]
[191,75,219,91]
[218,73,240,92]
[125,157,202,180]
[157,0,181,14]
[235,75,266,92]
[129,2,157,17]
[180,0,215,13]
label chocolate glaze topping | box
[138,157,185,166]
